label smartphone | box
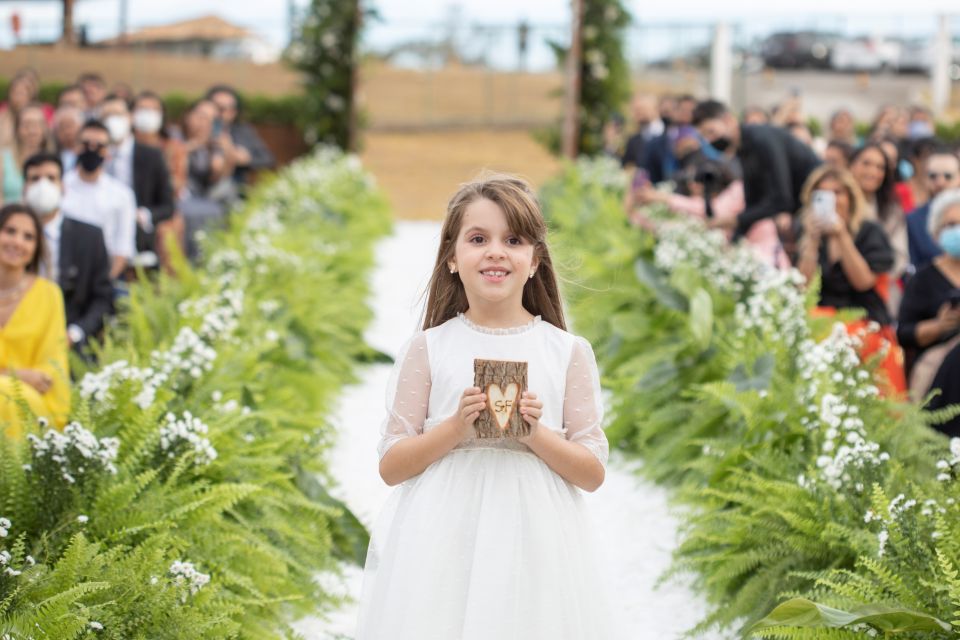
[811,189,838,224]
[948,289,960,308]
[212,118,223,138]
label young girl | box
[355,174,613,639]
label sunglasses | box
[929,172,956,181]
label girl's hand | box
[518,391,543,444]
[454,387,486,437]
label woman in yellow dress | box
[0,203,70,439]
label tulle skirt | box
[355,445,614,640]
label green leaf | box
[749,598,952,635]
[688,288,713,351]
[633,258,687,311]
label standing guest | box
[0,74,33,148]
[56,85,87,111]
[797,166,895,325]
[60,121,136,280]
[898,137,940,213]
[641,94,697,184]
[99,94,175,266]
[77,72,108,117]
[0,204,70,439]
[0,103,52,204]
[206,85,275,187]
[621,94,664,168]
[907,150,960,271]
[693,99,821,241]
[907,105,936,140]
[52,105,83,172]
[827,108,858,146]
[601,113,625,160]
[23,152,113,351]
[897,189,960,432]
[849,144,908,303]
[788,122,814,148]
[824,140,854,170]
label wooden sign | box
[473,359,529,439]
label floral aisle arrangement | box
[541,157,960,638]
[0,147,391,639]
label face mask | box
[898,158,914,180]
[104,115,131,144]
[78,148,105,173]
[939,226,960,258]
[710,137,733,153]
[661,115,672,128]
[132,109,163,134]
[24,178,62,215]
[908,121,934,140]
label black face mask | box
[78,149,104,172]
[661,115,673,128]
[710,137,733,153]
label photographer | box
[693,100,820,242]
[898,189,960,426]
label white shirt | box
[41,210,64,283]
[108,136,135,189]
[61,170,137,261]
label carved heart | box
[487,383,519,430]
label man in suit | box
[23,152,113,349]
[99,94,175,264]
[907,150,960,271]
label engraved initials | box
[487,383,520,430]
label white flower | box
[77,515,89,524]
[89,621,104,631]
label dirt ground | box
[359,129,561,220]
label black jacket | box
[132,142,175,251]
[59,217,114,342]
[735,125,821,237]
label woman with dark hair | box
[850,143,907,311]
[0,204,70,439]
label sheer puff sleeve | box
[378,331,431,461]
[562,336,609,468]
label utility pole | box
[119,0,129,45]
[62,0,75,45]
[561,0,585,159]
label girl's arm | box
[520,338,608,492]
[377,332,484,486]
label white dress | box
[355,313,613,640]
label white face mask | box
[132,108,163,134]
[25,178,62,215]
[104,114,131,143]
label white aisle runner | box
[294,222,723,639]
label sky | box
[0,0,958,68]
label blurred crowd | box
[0,68,275,437]
[613,93,960,436]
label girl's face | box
[815,176,852,224]
[449,198,538,312]
[0,213,39,272]
[850,148,886,195]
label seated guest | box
[53,105,83,172]
[77,72,108,118]
[907,150,960,271]
[797,166,895,325]
[99,94,175,267]
[207,85,275,187]
[60,120,137,280]
[132,91,188,197]
[180,99,235,261]
[0,204,70,439]
[23,152,113,350]
[1,103,52,205]
[898,189,960,434]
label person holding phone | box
[898,188,960,427]
[797,166,895,325]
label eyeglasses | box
[929,172,956,181]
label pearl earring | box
[529,271,536,279]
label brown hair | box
[421,173,566,331]
[800,165,869,234]
[0,204,46,274]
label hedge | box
[542,157,960,639]
[0,146,391,639]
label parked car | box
[761,31,837,69]
[896,37,960,79]
[830,36,901,72]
